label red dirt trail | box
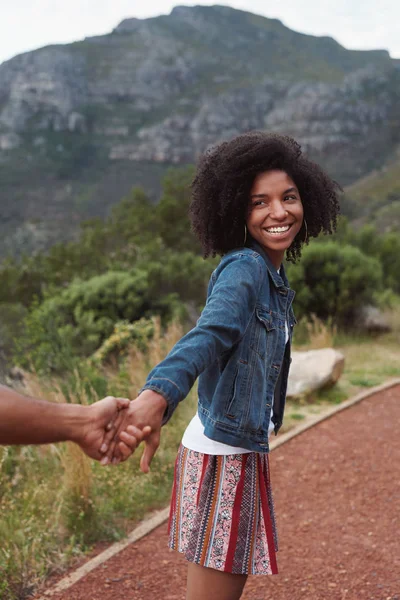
[44,386,400,600]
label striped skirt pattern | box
[168,445,278,575]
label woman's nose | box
[269,200,287,220]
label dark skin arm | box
[0,385,151,461]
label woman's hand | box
[101,390,167,472]
[77,396,130,460]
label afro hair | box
[189,131,341,262]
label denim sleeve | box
[140,253,263,424]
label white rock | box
[356,305,391,333]
[287,348,345,398]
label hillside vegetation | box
[344,146,400,230]
[1,165,399,384]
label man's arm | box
[0,384,95,445]
[0,385,150,461]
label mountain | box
[343,146,400,230]
[0,4,399,256]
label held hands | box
[76,396,151,462]
[101,390,167,472]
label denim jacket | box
[141,239,296,453]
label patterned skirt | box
[168,445,278,575]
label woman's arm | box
[105,253,264,467]
[141,253,264,421]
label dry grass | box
[302,315,337,350]
[0,320,196,600]
[125,318,183,398]
[283,307,400,432]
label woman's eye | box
[253,200,266,207]
[284,195,297,201]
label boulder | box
[287,348,345,398]
[355,305,392,333]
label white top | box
[182,319,289,455]
[182,411,275,454]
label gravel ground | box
[43,386,400,600]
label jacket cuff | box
[140,377,183,425]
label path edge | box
[38,378,400,598]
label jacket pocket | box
[255,308,275,331]
[224,360,247,419]
[250,308,277,360]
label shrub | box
[287,242,383,326]
[332,221,400,294]
[378,232,400,294]
[91,318,155,366]
[157,166,199,253]
[15,270,184,373]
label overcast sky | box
[1,0,399,66]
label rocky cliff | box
[0,5,399,256]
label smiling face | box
[246,169,304,268]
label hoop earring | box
[303,219,308,244]
[243,224,247,246]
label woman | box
[108,132,341,600]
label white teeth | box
[265,225,290,234]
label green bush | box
[0,303,27,361]
[157,166,200,253]
[0,258,44,306]
[144,250,215,305]
[287,242,383,326]
[91,318,155,365]
[330,220,400,294]
[15,270,184,373]
[378,232,400,294]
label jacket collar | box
[247,238,290,289]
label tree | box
[109,187,158,251]
[157,166,200,252]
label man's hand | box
[0,386,152,457]
[102,390,167,471]
[75,396,151,462]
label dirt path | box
[44,386,399,600]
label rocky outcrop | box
[0,47,88,131]
[0,5,399,255]
[0,6,397,160]
[118,66,396,178]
